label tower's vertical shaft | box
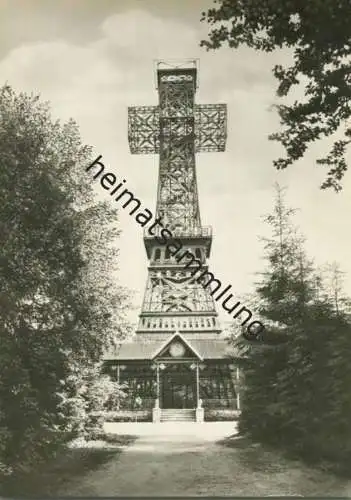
[156,68,201,234]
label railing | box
[138,315,219,332]
[143,225,212,240]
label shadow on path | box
[55,423,351,497]
[1,434,137,497]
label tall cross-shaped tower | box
[128,60,227,341]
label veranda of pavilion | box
[103,333,241,422]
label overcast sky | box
[1,0,351,327]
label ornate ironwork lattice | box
[128,106,159,154]
[128,104,227,155]
[194,104,227,152]
[142,270,215,313]
[128,64,227,331]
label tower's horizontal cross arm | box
[194,104,227,153]
[128,106,160,154]
[128,103,227,155]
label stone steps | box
[160,409,196,422]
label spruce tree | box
[238,184,351,466]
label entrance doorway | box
[161,364,196,409]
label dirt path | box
[59,422,351,497]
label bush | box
[205,409,240,422]
[57,363,127,440]
[103,410,152,422]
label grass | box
[2,433,137,496]
[217,433,351,495]
[220,432,351,478]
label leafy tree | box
[237,184,351,467]
[201,0,351,191]
[0,85,129,476]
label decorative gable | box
[152,332,203,360]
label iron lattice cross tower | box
[128,61,227,340]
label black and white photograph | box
[1,0,351,497]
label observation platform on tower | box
[143,226,213,259]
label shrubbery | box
[103,410,152,422]
[204,409,239,422]
[57,362,127,440]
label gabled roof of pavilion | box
[151,332,203,360]
[103,333,240,362]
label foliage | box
[319,261,351,315]
[201,0,351,191]
[237,184,351,466]
[0,85,130,475]
[102,410,152,422]
[57,362,127,440]
[204,409,240,421]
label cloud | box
[1,6,351,322]
[100,9,198,58]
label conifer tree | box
[238,184,313,441]
[238,184,351,466]
[320,261,351,315]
